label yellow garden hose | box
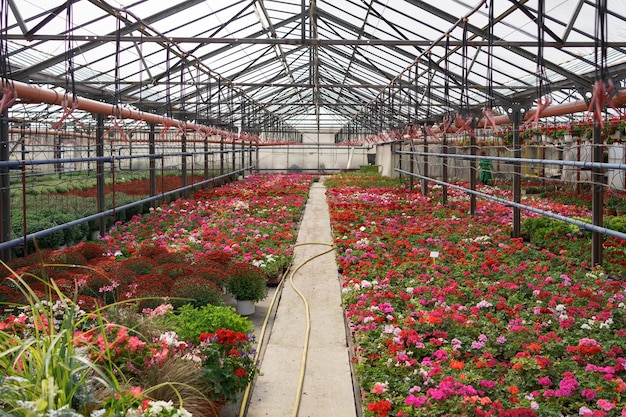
[238,242,335,417]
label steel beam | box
[4,34,622,48]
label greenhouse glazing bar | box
[6,34,622,48]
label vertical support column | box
[442,132,448,205]
[591,125,604,266]
[149,123,156,203]
[511,106,522,238]
[0,108,11,260]
[421,125,429,196]
[409,140,414,191]
[181,133,188,194]
[96,114,106,237]
[232,137,236,173]
[240,137,245,175]
[203,134,209,180]
[220,136,225,182]
[397,141,403,180]
[469,118,477,216]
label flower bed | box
[325,173,626,417]
[103,173,312,279]
[0,173,313,416]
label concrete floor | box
[221,179,358,417]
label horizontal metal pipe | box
[397,149,626,171]
[479,90,626,127]
[396,167,626,241]
[0,167,251,252]
[10,80,254,142]
[5,34,621,47]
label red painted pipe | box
[10,80,258,143]
[478,89,626,127]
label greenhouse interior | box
[1,0,626,416]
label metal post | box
[203,134,209,180]
[96,114,106,236]
[0,109,11,260]
[421,125,429,196]
[149,123,156,203]
[591,125,603,266]
[240,137,245,175]
[181,133,188,194]
[511,106,522,238]
[469,118,477,216]
[409,140,415,191]
[220,136,225,182]
[442,132,448,205]
[232,137,236,173]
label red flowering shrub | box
[197,250,234,267]
[73,241,108,261]
[194,267,228,287]
[133,244,171,259]
[4,249,53,271]
[45,248,88,266]
[170,275,224,308]
[225,262,267,302]
[153,251,188,265]
[120,256,156,275]
[125,273,172,309]
[86,257,119,272]
[0,280,19,303]
[152,263,192,280]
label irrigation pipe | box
[288,243,336,417]
[238,242,335,417]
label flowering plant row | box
[103,173,312,278]
[325,173,626,417]
[0,173,314,416]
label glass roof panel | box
[2,0,626,134]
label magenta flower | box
[405,394,426,407]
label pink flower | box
[537,377,552,386]
[371,382,388,394]
[127,336,147,352]
[597,399,615,411]
[405,395,426,407]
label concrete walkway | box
[225,178,358,417]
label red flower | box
[234,368,247,378]
[367,399,392,417]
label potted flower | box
[198,328,260,406]
[225,262,268,315]
[554,128,571,143]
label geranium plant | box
[198,328,259,404]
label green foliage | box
[0,268,120,416]
[606,216,626,233]
[521,217,580,245]
[160,304,253,343]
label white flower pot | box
[236,299,255,316]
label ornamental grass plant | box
[0,264,259,416]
